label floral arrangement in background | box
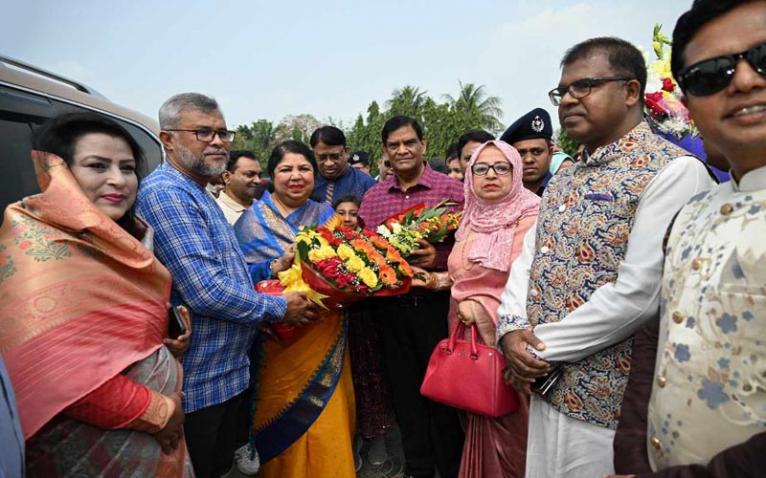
[644,24,699,139]
[376,201,462,256]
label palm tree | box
[445,82,503,133]
[386,85,428,119]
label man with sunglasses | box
[496,38,714,477]
[609,2,766,477]
[136,93,319,477]
[310,125,375,203]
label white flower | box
[376,225,392,238]
[391,222,402,234]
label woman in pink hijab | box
[416,140,539,477]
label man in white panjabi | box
[647,1,766,474]
[496,37,714,477]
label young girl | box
[333,194,394,470]
[333,195,361,228]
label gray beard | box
[176,143,226,177]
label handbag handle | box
[445,323,480,360]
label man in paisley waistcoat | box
[496,37,715,477]
[610,1,766,477]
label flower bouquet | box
[256,215,413,343]
[643,24,728,182]
[375,201,462,256]
[644,24,699,140]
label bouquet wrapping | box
[256,215,413,343]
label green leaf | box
[296,241,310,262]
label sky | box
[2,0,690,133]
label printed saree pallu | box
[0,152,192,477]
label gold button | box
[657,376,667,387]
[672,311,683,324]
[691,258,701,270]
[650,436,662,450]
[720,203,733,215]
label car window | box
[0,116,38,211]
[0,86,162,212]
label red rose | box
[644,92,667,118]
[662,78,675,92]
[319,228,335,242]
[316,258,342,278]
[335,272,356,288]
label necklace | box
[271,194,299,217]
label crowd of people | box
[1,0,765,477]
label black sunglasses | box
[678,42,766,96]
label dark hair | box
[381,116,424,143]
[561,37,647,99]
[310,125,346,148]
[428,158,450,174]
[32,112,145,236]
[266,140,318,178]
[445,142,461,160]
[332,195,361,209]
[671,0,749,81]
[456,130,495,155]
[227,150,257,172]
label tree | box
[275,114,321,144]
[230,83,506,176]
[556,128,579,157]
[231,119,278,165]
[386,86,428,120]
[444,82,503,134]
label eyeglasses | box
[316,152,345,162]
[471,162,512,176]
[165,128,236,143]
[678,42,766,96]
[548,76,634,106]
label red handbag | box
[420,323,519,417]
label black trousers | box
[377,291,464,478]
[184,393,243,478]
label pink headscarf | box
[456,140,540,271]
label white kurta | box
[647,165,766,470]
[497,156,715,478]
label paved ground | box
[357,426,406,478]
[226,425,407,478]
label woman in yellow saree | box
[234,140,356,477]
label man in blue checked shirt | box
[137,93,319,478]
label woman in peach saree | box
[0,113,193,477]
[416,140,539,478]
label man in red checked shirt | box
[359,115,464,478]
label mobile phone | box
[168,305,188,339]
[531,365,562,397]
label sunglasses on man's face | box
[678,42,766,96]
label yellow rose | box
[337,243,355,261]
[309,245,337,262]
[345,254,365,273]
[358,267,379,288]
